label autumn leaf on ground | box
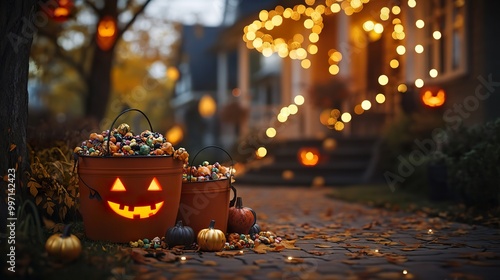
[280,239,301,250]
[325,223,342,229]
[385,253,408,264]
[215,251,244,257]
[131,248,159,265]
[400,243,421,251]
[301,233,318,240]
[307,250,327,256]
[253,243,269,254]
[341,259,358,265]
[202,260,218,266]
[315,244,333,248]
[362,221,376,230]
[284,257,304,264]
[345,252,364,259]
[253,259,268,265]
[157,252,178,263]
[326,236,345,243]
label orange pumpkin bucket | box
[76,109,184,242]
[176,146,236,236]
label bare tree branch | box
[116,0,152,42]
[36,28,87,80]
[84,0,101,16]
[119,0,135,14]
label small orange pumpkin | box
[227,197,256,234]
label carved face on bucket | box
[107,177,164,219]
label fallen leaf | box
[385,254,408,264]
[202,260,218,266]
[314,244,332,248]
[131,248,159,265]
[307,250,327,256]
[253,259,268,265]
[10,144,16,151]
[326,223,342,229]
[284,257,305,264]
[400,243,421,251]
[326,236,345,243]
[302,234,317,240]
[157,252,178,263]
[341,260,358,265]
[280,240,301,250]
[215,251,244,257]
[253,243,269,254]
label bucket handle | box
[72,154,102,201]
[73,108,153,200]
[189,145,237,207]
[105,108,154,156]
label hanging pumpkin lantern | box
[96,16,117,51]
[227,197,256,234]
[46,0,73,22]
[197,220,226,252]
[45,224,82,263]
[298,147,320,166]
[165,220,195,248]
[421,88,446,108]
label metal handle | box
[105,108,154,156]
[190,145,237,207]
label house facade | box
[174,0,500,159]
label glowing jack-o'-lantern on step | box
[421,88,446,108]
[298,147,320,166]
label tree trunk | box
[84,0,118,122]
[85,45,115,122]
[0,0,36,234]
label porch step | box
[237,137,379,186]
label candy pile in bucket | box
[74,123,189,163]
[182,161,234,182]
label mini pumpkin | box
[166,220,195,248]
[248,223,261,239]
[197,220,226,252]
[227,197,256,234]
[45,224,82,263]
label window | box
[425,0,467,79]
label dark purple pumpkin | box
[227,197,256,234]
[248,223,261,239]
[165,220,195,248]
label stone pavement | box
[129,186,500,280]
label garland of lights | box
[244,0,446,155]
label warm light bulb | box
[415,79,424,88]
[415,44,424,53]
[396,45,406,55]
[416,19,425,28]
[266,127,277,138]
[378,75,389,86]
[375,93,386,104]
[294,95,305,105]
[361,100,372,110]
[429,69,438,78]
[341,112,352,123]
[433,31,442,40]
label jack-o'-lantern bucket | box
[76,109,184,242]
[176,146,236,236]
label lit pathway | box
[131,186,500,280]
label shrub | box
[444,119,500,209]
